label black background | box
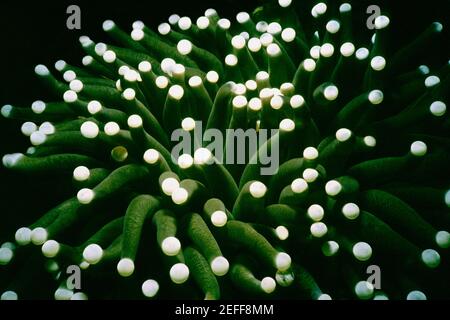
[0,0,448,265]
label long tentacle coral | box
[1,0,449,300]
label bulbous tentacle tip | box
[354,281,374,300]
[30,227,48,246]
[15,227,32,246]
[142,280,159,298]
[261,277,276,293]
[2,153,24,168]
[170,263,189,284]
[211,256,229,276]
[317,293,332,300]
[1,104,12,118]
[275,252,292,271]
[421,249,440,268]
[0,247,14,265]
[71,292,88,300]
[117,258,135,277]
[34,64,49,76]
[41,240,60,258]
[407,290,427,300]
[322,241,339,257]
[161,236,181,256]
[77,188,95,204]
[83,244,103,264]
[1,291,18,300]
[352,242,373,261]
[54,288,74,300]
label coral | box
[1,0,449,300]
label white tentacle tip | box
[71,292,88,300]
[322,241,339,257]
[193,148,213,165]
[324,85,339,100]
[2,153,24,168]
[30,131,47,146]
[77,188,95,204]
[142,280,159,298]
[429,101,446,117]
[1,104,13,118]
[211,256,229,276]
[371,56,386,71]
[117,258,135,277]
[276,226,289,240]
[433,22,443,32]
[54,288,73,300]
[171,187,189,205]
[177,39,193,55]
[425,75,440,87]
[342,203,360,220]
[303,147,319,160]
[143,149,159,164]
[375,16,390,29]
[278,0,292,7]
[104,122,120,136]
[131,29,144,41]
[102,20,115,31]
[261,277,276,293]
[373,294,389,300]
[31,100,46,114]
[161,177,179,196]
[336,128,352,142]
[127,114,143,128]
[211,211,228,227]
[291,178,308,193]
[310,222,328,238]
[275,252,291,271]
[339,3,351,13]
[161,237,181,256]
[307,204,324,222]
[352,242,372,261]
[42,240,60,258]
[303,168,319,183]
[15,227,32,245]
[35,64,50,76]
[325,180,342,196]
[83,244,103,264]
[30,227,48,245]
[80,121,99,139]
[435,231,450,248]
[249,181,267,198]
[368,90,384,104]
[1,291,18,300]
[168,85,184,100]
[421,249,440,268]
[410,141,427,156]
[0,247,14,265]
[407,290,427,300]
[355,281,374,299]
[73,166,90,182]
[170,263,189,284]
[318,293,332,300]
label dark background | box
[0,0,448,241]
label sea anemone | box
[1,0,449,300]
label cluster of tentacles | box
[0,0,449,300]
